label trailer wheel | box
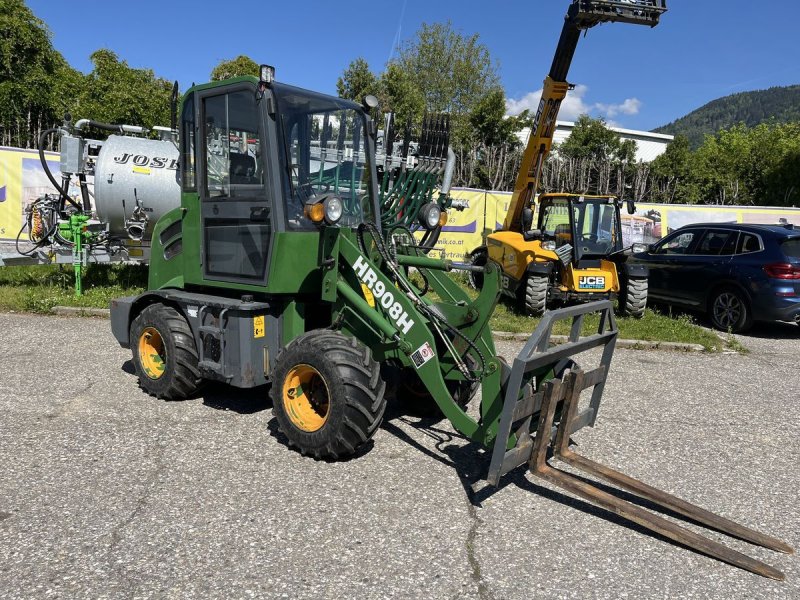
[271,330,387,460]
[524,274,548,316]
[621,278,648,318]
[130,303,203,400]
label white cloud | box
[505,86,642,123]
[595,97,642,118]
[505,84,590,121]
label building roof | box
[515,120,675,163]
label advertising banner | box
[0,147,60,241]
[621,203,800,247]
[425,188,486,261]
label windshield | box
[572,200,619,256]
[273,84,375,229]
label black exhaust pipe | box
[170,81,179,131]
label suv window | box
[657,230,697,255]
[736,233,762,255]
[781,239,800,258]
[697,230,737,255]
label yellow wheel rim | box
[138,327,167,380]
[282,364,330,432]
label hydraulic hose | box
[73,119,147,135]
[38,128,79,210]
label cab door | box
[198,85,273,285]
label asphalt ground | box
[0,313,798,599]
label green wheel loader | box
[106,66,791,579]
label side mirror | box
[523,228,542,242]
[522,207,534,232]
[626,199,636,215]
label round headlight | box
[323,196,343,225]
[419,203,442,230]
[541,240,557,251]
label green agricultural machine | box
[108,64,791,579]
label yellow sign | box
[360,283,376,307]
[253,315,265,338]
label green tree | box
[467,87,527,189]
[558,115,625,161]
[648,134,695,202]
[378,62,425,131]
[210,55,259,81]
[336,58,379,102]
[547,115,639,196]
[75,49,172,128]
[0,0,79,148]
[393,21,499,144]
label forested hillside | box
[655,85,800,148]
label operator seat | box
[554,223,572,245]
[230,152,257,184]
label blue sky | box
[27,0,800,131]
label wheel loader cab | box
[150,77,381,294]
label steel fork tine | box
[528,372,787,581]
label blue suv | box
[632,223,800,332]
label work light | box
[259,64,275,85]
[419,203,442,230]
[323,195,343,225]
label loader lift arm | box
[502,0,667,233]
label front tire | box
[621,278,648,318]
[524,274,548,316]
[709,287,753,333]
[130,303,203,400]
[271,330,387,460]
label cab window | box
[202,89,266,199]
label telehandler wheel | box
[271,330,387,460]
[621,277,648,319]
[468,249,488,290]
[130,303,203,400]
[524,274,548,316]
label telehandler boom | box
[470,0,665,316]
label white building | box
[516,120,674,163]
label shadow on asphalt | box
[120,359,272,414]
[649,303,799,339]
[381,412,752,562]
[736,321,799,340]
[202,382,271,414]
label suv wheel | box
[710,288,753,333]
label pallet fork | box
[488,302,793,580]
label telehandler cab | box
[107,51,791,582]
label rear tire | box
[524,274,548,316]
[468,249,488,290]
[621,278,648,319]
[709,287,753,333]
[271,330,387,460]
[130,303,203,400]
